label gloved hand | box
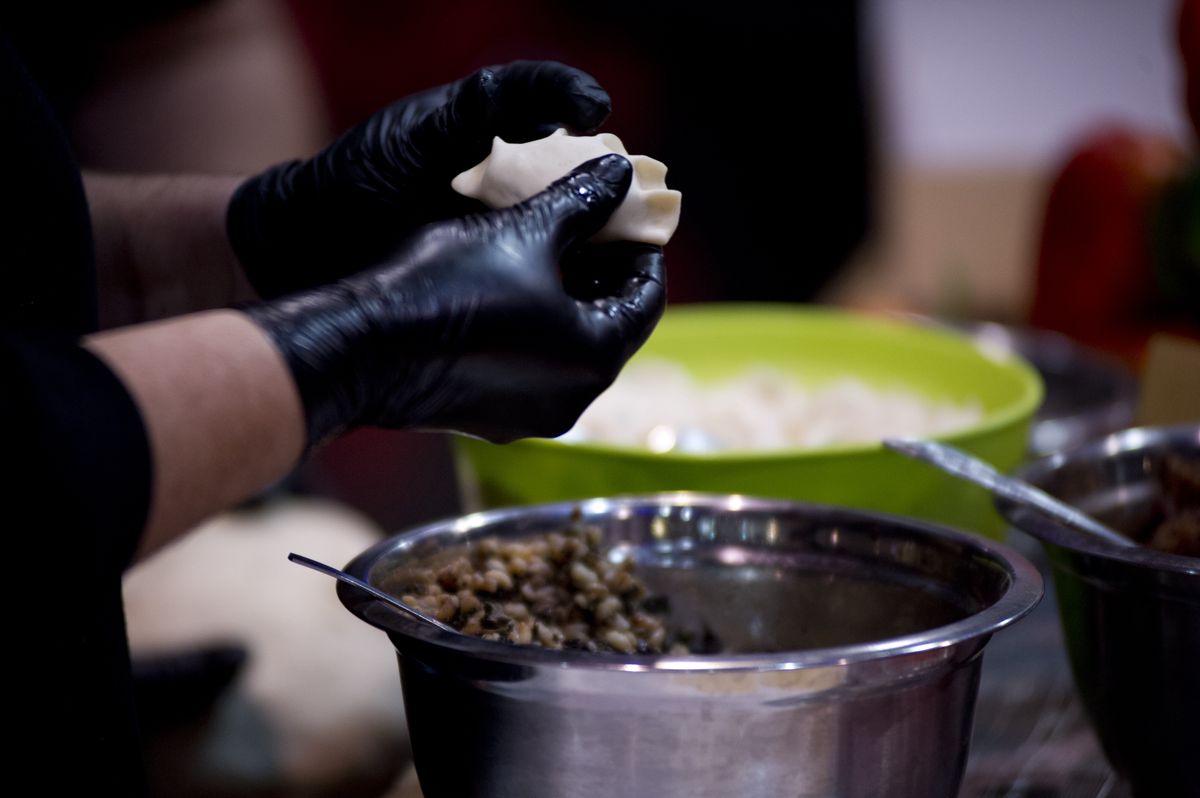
[228,60,612,299]
[243,155,665,449]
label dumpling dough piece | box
[451,128,681,246]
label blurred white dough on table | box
[123,497,409,795]
[452,128,681,245]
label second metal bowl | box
[997,425,1200,798]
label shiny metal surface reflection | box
[340,495,1041,798]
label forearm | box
[84,172,255,328]
[86,309,304,560]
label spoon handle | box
[288,552,459,633]
[883,438,1136,548]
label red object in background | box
[293,427,462,530]
[1030,127,1188,365]
[284,0,664,144]
[1031,1,1200,366]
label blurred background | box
[7,1,1196,795]
[17,0,1195,528]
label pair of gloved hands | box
[228,61,666,449]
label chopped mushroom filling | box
[400,524,691,655]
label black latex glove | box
[244,155,665,449]
[228,60,612,299]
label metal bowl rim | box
[340,493,1044,673]
[998,424,1200,576]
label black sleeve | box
[4,331,152,794]
[5,332,151,567]
[1,22,155,795]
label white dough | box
[559,360,985,453]
[451,128,682,246]
[123,499,409,789]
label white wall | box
[869,0,1192,168]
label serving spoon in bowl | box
[288,552,460,633]
[883,438,1136,549]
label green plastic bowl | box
[453,305,1043,538]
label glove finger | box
[404,62,610,180]
[490,60,612,138]
[504,154,633,259]
[382,79,458,126]
[578,244,667,360]
[410,67,504,173]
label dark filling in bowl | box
[389,518,981,656]
[1142,455,1200,557]
[397,523,709,655]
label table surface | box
[959,532,1129,798]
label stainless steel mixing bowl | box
[996,425,1200,798]
[339,494,1042,798]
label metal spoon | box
[882,438,1136,548]
[287,552,460,633]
